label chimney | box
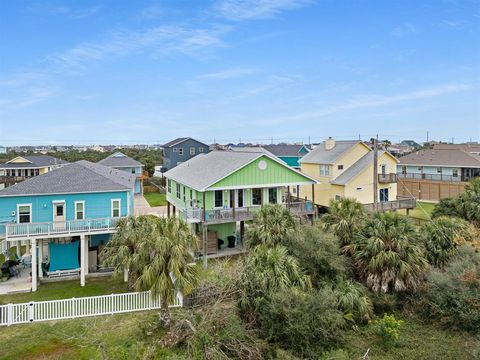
[325,137,335,150]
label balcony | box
[378,173,397,183]
[3,217,123,241]
[398,172,463,182]
[363,196,416,212]
[180,201,314,225]
[0,175,35,185]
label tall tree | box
[353,212,427,293]
[102,215,199,327]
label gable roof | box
[0,161,136,197]
[398,149,480,168]
[300,140,367,165]
[163,137,208,148]
[98,151,143,167]
[432,143,480,153]
[262,144,309,157]
[0,155,68,169]
[164,150,317,191]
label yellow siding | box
[39,167,48,175]
[330,143,370,179]
[8,157,30,164]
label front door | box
[236,189,244,208]
[53,202,66,229]
[379,188,389,202]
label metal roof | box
[0,161,136,197]
[98,152,143,167]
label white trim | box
[5,156,32,164]
[52,201,66,222]
[16,203,32,224]
[74,201,85,220]
[111,199,121,218]
[213,190,224,209]
[208,181,316,191]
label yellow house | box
[299,138,398,207]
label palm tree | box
[239,244,311,321]
[322,198,366,251]
[246,204,297,248]
[102,215,199,327]
[352,212,427,293]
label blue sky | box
[0,0,479,145]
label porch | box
[363,196,417,212]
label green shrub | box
[335,280,373,323]
[258,288,346,358]
[422,245,480,333]
[370,314,403,346]
[282,224,353,285]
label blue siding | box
[163,139,210,170]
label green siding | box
[209,156,312,189]
[208,223,236,243]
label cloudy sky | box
[0,0,479,145]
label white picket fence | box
[0,290,183,326]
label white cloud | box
[214,0,311,21]
[199,66,259,79]
[392,23,416,38]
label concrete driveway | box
[134,195,168,217]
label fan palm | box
[322,198,367,250]
[102,215,199,327]
[352,212,427,293]
[246,204,297,248]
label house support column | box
[31,238,37,292]
[80,235,86,287]
[311,184,317,220]
[172,205,176,218]
[167,202,171,217]
[38,239,43,279]
[16,241,21,257]
[202,224,208,269]
[124,269,128,283]
[240,221,245,243]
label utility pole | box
[426,131,429,143]
[373,134,379,211]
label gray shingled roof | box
[164,150,316,191]
[432,143,480,153]
[0,161,136,197]
[0,155,68,169]
[300,141,365,164]
[331,151,379,185]
[98,152,143,167]
[262,144,309,157]
[163,137,209,148]
[398,149,480,167]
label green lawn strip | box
[340,314,478,360]
[0,276,129,305]
[144,192,167,207]
[398,201,436,221]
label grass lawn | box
[398,201,436,220]
[144,192,167,207]
[0,276,129,305]
[341,314,479,360]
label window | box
[131,168,136,174]
[30,169,35,176]
[178,148,184,155]
[173,147,178,152]
[252,188,262,205]
[214,190,223,207]
[319,164,330,176]
[335,195,341,201]
[75,201,85,220]
[356,187,363,191]
[401,166,407,174]
[183,186,186,202]
[55,204,64,217]
[452,169,458,177]
[292,187,297,194]
[176,184,181,198]
[437,167,442,174]
[168,180,172,193]
[237,189,244,207]
[112,199,121,218]
[18,204,31,223]
[417,167,422,171]
[190,147,195,155]
[338,165,344,170]
[199,147,204,153]
[268,188,278,204]
[35,169,39,176]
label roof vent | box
[325,137,335,150]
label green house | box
[164,150,318,258]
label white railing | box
[0,290,183,326]
[5,217,124,240]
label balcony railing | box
[4,217,123,241]
[0,175,34,184]
[180,201,314,224]
[363,196,416,212]
[397,172,463,182]
[378,173,397,183]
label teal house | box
[261,144,310,169]
[98,151,144,194]
[0,160,136,292]
[164,150,318,260]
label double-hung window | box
[190,147,195,155]
[214,190,223,208]
[112,199,121,218]
[168,180,172,193]
[176,184,181,198]
[18,204,31,223]
[199,147,204,153]
[75,201,85,220]
[319,164,330,176]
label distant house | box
[261,144,310,169]
[400,140,422,149]
[0,146,7,154]
[0,155,68,189]
[0,161,136,292]
[397,148,480,201]
[98,152,144,194]
[162,137,210,171]
[299,138,411,211]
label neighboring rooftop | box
[163,137,208,148]
[262,144,310,157]
[0,155,68,169]
[432,143,480,153]
[300,139,367,165]
[0,161,136,197]
[98,151,143,168]
[398,149,480,168]
[331,151,389,185]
